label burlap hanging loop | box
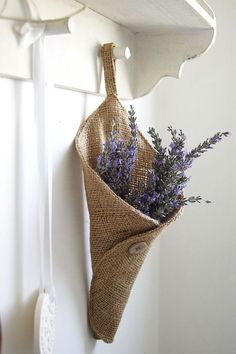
[101,43,117,96]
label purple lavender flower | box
[96,106,229,222]
[96,106,138,199]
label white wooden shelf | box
[0,0,216,99]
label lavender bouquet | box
[96,106,229,222]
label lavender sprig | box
[185,131,230,164]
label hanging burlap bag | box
[75,43,182,343]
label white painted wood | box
[133,27,215,97]
[44,17,76,35]
[113,46,131,60]
[76,0,215,31]
[0,0,216,98]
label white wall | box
[0,0,235,353]
[148,0,236,353]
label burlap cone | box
[75,43,182,343]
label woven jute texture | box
[75,43,182,343]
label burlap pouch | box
[75,43,182,343]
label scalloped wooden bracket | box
[133,26,215,97]
[0,0,215,99]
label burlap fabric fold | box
[75,43,182,343]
